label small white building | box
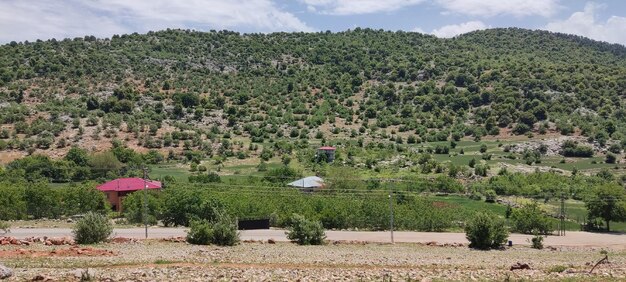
[287,176,325,191]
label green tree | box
[264,166,301,185]
[585,183,626,232]
[122,190,162,225]
[510,202,553,234]
[0,183,26,220]
[160,186,223,226]
[88,152,122,178]
[65,146,89,166]
[61,183,108,215]
[25,182,61,219]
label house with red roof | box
[97,178,162,212]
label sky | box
[0,0,625,45]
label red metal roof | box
[318,146,336,150]
[96,178,162,192]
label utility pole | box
[143,167,148,239]
[389,189,394,244]
[559,193,566,236]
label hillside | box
[1,28,626,235]
[0,28,625,170]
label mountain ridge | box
[0,27,625,164]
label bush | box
[186,211,240,246]
[469,191,483,201]
[484,190,497,203]
[475,164,489,177]
[530,232,544,249]
[464,212,508,250]
[286,214,326,245]
[210,212,240,246]
[561,141,593,157]
[606,153,617,164]
[264,166,301,185]
[188,171,221,183]
[548,265,567,273]
[73,212,113,244]
[0,221,9,233]
[186,220,213,245]
[434,145,449,154]
[510,203,553,235]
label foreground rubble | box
[0,240,623,281]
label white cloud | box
[0,0,313,43]
[545,3,626,45]
[302,0,561,17]
[412,27,426,34]
[436,0,561,17]
[300,0,425,15]
[430,21,487,38]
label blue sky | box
[1,0,625,45]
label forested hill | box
[0,28,625,161]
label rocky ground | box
[0,239,624,281]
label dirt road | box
[6,228,625,248]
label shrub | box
[479,144,487,153]
[475,164,489,177]
[73,212,113,244]
[286,214,326,245]
[264,166,301,185]
[606,153,617,164]
[0,221,9,233]
[530,232,544,249]
[469,191,483,201]
[548,265,567,273]
[484,190,497,203]
[210,212,240,246]
[185,211,240,246]
[434,145,449,154]
[561,141,593,157]
[608,144,622,154]
[186,219,213,245]
[188,171,221,183]
[510,203,553,235]
[464,212,508,250]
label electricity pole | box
[559,193,566,236]
[143,167,148,239]
[389,190,394,244]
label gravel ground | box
[1,240,625,281]
[9,229,626,250]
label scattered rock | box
[161,237,186,243]
[0,264,13,280]
[510,262,531,271]
[31,274,53,281]
[109,237,138,244]
[73,268,97,280]
[267,239,276,244]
